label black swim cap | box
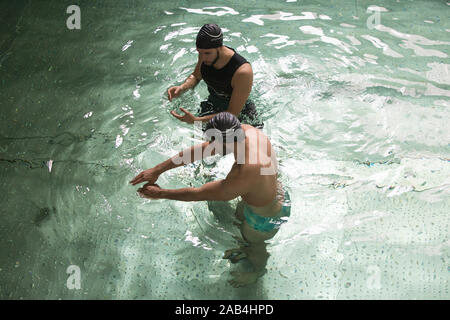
[204,112,245,143]
[196,24,223,49]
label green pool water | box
[0,0,449,299]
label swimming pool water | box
[0,0,449,299]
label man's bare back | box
[225,124,281,215]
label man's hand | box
[167,86,183,101]
[129,168,160,186]
[137,183,162,199]
[170,107,197,124]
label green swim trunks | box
[244,191,291,232]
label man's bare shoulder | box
[242,124,268,143]
[241,123,261,132]
[234,63,253,80]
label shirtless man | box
[167,24,263,128]
[129,112,290,287]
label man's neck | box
[213,46,234,69]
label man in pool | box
[129,112,290,287]
[167,24,263,128]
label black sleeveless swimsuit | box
[198,46,263,128]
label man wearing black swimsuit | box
[168,24,263,128]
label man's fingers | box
[179,107,189,114]
[168,87,181,102]
[142,182,160,189]
[130,178,142,186]
[129,174,142,185]
[170,110,182,119]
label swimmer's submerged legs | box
[234,199,245,224]
[223,200,248,263]
[227,217,278,287]
[223,247,247,264]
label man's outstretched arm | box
[138,171,252,202]
[129,141,217,186]
[167,56,202,101]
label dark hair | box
[204,112,245,143]
[196,24,223,49]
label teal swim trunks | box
[244,191,291,232]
